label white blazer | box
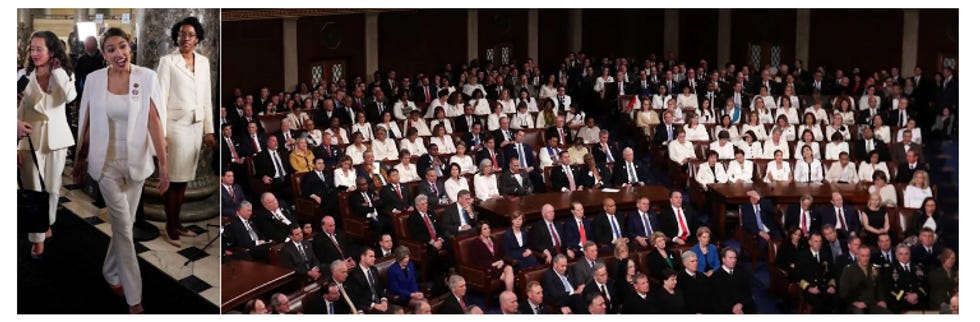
[78,65,162,181]
[156,50,213,135]
[18,68,77,151]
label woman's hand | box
[203,133,216,149]
[158,169,170,194]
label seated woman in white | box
[333,156,358,192]
[378,112,403,139]
[371,127,399,161]
[764,150,793,183]
[498,89,516,114]
[714,115,740,144]
[462,77,486,98]
[762,128,790,159]
[736,131,764,159]
[771,114,797,142]
[794,145,825,184]
[798,112,825,142]
[677,86,699,110]
[664,99,686,124]
[741,111,768,142]
[473,159,501,201]
[857,151,890,183]
[774,97,800,125]
[836,99,857,125]
[825,113,851,142]
[486,103,508,131]
[303,119,323,147]
[728,149,755,183]
[794,130,822,160]
[443,163,470,203]
[429,107,454,134]
[393,91,417,120]
[566,105,586,128]
[430,124,455,155]
[803,103,830,125]
[781,86,801,109]
[325,119,349,145]
[858,87,881,111]
[350,112,374,141]
[635,98,660,138]
[652,84,670,110]
[753,86,777,110]
[668,131,698,167]
[825,152,858,184]
[824,132,850,161]
[752,97,775,124]
[404,111,432,137]
[709,130,736,160]
[511,102,537,129]
[538,137,563,170]
[593,68,613,93]
[344,132,369,165]
[515,88,538,112]
[867,170,898,207]
[684,116,710,141]
[903,170,933,209]
[449,143,477,174]
[895,119,922,144]
[393,150,422,183]
[871,114,891,143]
[470,89,492,115]
[695,151,729,190]
[400,127,427,157]
[831,94,855,113]
[696,99,716,124]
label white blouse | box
[869,184,898,208]
[487,112,507,131]
[371,138,399,161]
[874,126,892,143]
[400,137,427,157]
[765,160,793,183]
[474,173,500,200]
[803,107,830,125]
[677,93,699,109]
[379,121,403,139]
[516,98,538,112]
[393,101,417,120]
[824,142,849,160]
[736,141,764,159]
[896,128,923,144]
[794,141,821,160]
[762,139,789,159]
[405,119,432,137]
[685,124,710,141]
[774,107,800,125]
[394,163,421,183]
[333,168,357,189]
[429,119,454,134]
[445,103,465,118]
[498,99,517,114]
[450,155,477,174]
[511,112,536,129]
[471,98,492,115]
[345,144,368,165]
[903,185,933,209]
[431,135,455,154]
[797,125,824,142]
[794,159,824,183]
[325,128,349,145]
[444,177,469,203]
[351,122,374,141]
[858,161,890,182]
[742,124,768,141]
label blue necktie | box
[610,215,621,239]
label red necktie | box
[548,222,561,250]
[801,211,808,235]
[395,184,403,200]
[490,151,498,168]
[422,213,436,240]
[227,185,236,201]
[837,208,848,231]
[577,220,586,246]
[252,135,261,153]
[459,296,466,310]
[227,137,240,160]
[676,208,689,241]
[558,128,565,145]
[424,87,431,103]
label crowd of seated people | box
[221,50,957,314]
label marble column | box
[717,9,732,68]
[528,9,539,63]
[17,9,32,58]
[796,9,811,70]
[467,9,479,61]
[136,8,220,222]
[664,9,680,57]
[568,9,582,53]
[902,9,920,77]
[283,18,298,91]
[365,13,379,81]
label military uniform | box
[839,263,891,314]
[882,261,927,312]
[793,248,839,313]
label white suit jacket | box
[18,68,76,151]
[78,65,162,181]
[156,50,213,134]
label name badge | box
[131,83,140,101]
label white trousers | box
[19,148,66,243]
[98,158,144,305]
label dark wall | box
[810,9,903,73]
[478,9,528,65]
[379,10,467,77]
[917,9,958,75]
[538,9,569,72]
[678,9,718,67]
[221,19,283,100]
[296,14,366,86]
[730,9,797,68]
[582,9,664,62]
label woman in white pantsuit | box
[156,17,215,246]
[18,31,76,259]
[73,28,170,314]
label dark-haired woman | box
[156,16,214,247]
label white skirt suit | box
[18,67,76,244]
[156,50,213,182]
[78,65,163,306]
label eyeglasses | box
[178,33,197,39]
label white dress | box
[325,127,349,145]
[400,137,427,157]
[511,112,536,129]
[351,122,374,141]
[394,163,421,183]
[444,177,470,202]
[471,98,492,115]
[157,50,213,181]
[474,174,500,200]
[333,168,357,188]
[858,161,890,182]
[903,185,933,209]
[764,161,792,183]
[432,135,456,154]
[450,155,477,174]
[345,144,368,165]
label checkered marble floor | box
[60,174,221,307]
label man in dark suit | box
[220,124,246,175]
[348,177,392,236]
[313,100,337,128]
[593,198,629,249]
[854,127,891,163]
[882,244,927,312]
[562,202,594,256]
[252,136,294,199]
[888,98,916,128]
[531,203,572,260]
[711,247,755,314]
[499,157,533,196]
[365,90,389,125]
[272,118,298,153]
[603,72,636,103]
[475,137,505,171]
[379,70,397,98]
[413,77,438,106]
[582,263,618,314]
[591,130,621,164]
[346,248,389,313]
[653,110,678,147]
[891,131,924,164]
[819,225,846,266]
[439,275,469,314]
[454,105,484,135]
[252,192,298,243]
[492,117,517,149]
[621,273,657,313]
[627,197,659,248]
[312,132,343,168]
[541,255,582,311]
[281,224,323,281]
[239,121,266,157]
[819,192,861,237]
[677,251,712,314]
[794,233,839,313]
[894,150,928,184]
[417,168,448,206]
[784,195,821,237]
[612,147,649,187]
[302,158,339,217]
[417,144,448,179]
[518,281,556,314]
[834,236,862,280]
[235,105,263,135]
[503,130,538,174]
[460,123,485,152]
[545,116,573,146]
[356,151,390,191]
[699,83,727,109]
[570,241,601,287]
[549,152,580,192]
[860,104,889,126]
[440,190,478,239]
[658,190,700,245]
[910,228,944,270]
[222,201,272,261]
[312,216,356,270]
[740,189,784,248]
[303,283,352,314]
[872,234,897,268]
[378,170,413,215]
[220,169,246,217]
